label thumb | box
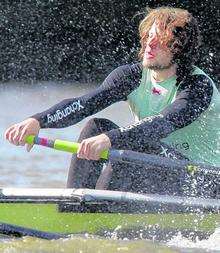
[26,143,34,152]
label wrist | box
[30,117,40,127]
[100,133,111,148]
[29,117,41,129]
[104,129,121,148]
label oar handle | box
[25,135,109,159]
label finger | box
[8,124,23,144]
[81,141,91,160]
[89,143,102,160]
[84,142,91,158]
[6,127,14,142]
[13,126,24,144]
[18,127,27,145]
[88,154,99,160]
[4,126,14,140]
[92,151,101,160]
[8,129,18,145]
[26,144,33,152]
[86,145,98,160]
[77,141,85,158]
[88,151,100,160]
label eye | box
[149,32,153,38]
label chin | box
[143,59,155,68]
[143,60,173,70]
[143,61,158,70]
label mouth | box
[145,51,155,59]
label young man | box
[5,7,220,195]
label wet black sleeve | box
[32,63,142,128]
[106,75,214,149]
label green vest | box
[127,67,220,167]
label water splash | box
[167,227,220,251]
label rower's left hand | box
[77,134,111,160]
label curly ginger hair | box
[139,7,201,84]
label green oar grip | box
[25,135,109,159]
[54,139,79,154]
[25,135,35,145]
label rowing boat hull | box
[0,188,219,238]
[0,203,219,235]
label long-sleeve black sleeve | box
[105,75,213,148]
[32,63,142,128]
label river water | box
[0,81,219,252]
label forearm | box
[106,114,174,150]
[32,97,88,128]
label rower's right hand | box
[4,118,40,152]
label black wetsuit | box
[32,63,216,196]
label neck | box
[151,64,177,83]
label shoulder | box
[102,62,142,91]
[114,62,142,72]
[109,62,142,79]
[179,73,214,96]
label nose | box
[147,36,158,49]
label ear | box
[171,40,183,54]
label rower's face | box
[143,22,173,70]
